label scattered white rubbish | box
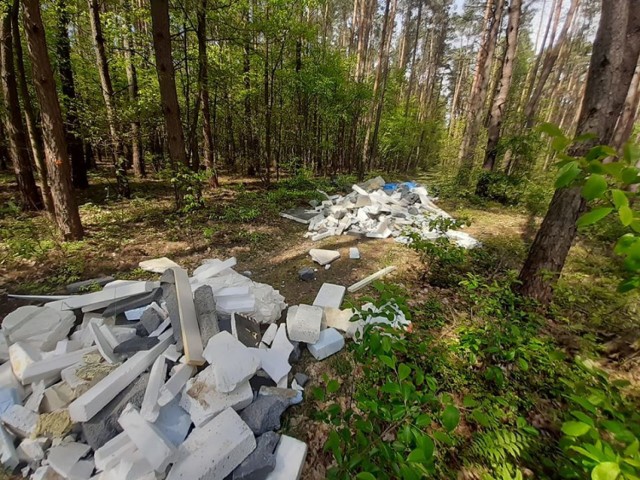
[348,266,397,293]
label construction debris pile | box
[0,255,410,480]
[281,176,479,249]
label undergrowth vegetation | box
[310,218,640,479]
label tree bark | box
[56,0,88,189]
[88,0,130,197]
[481,0,522,172]
[1,2,41,210]
[456,0,505,186]
[198,0,218,187]
[11,0,53,214]
[123,24,144,177]
[150,0,188,168]
[518,0,640,304]
[612,58,640,150]
[22,0,83,239]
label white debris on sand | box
[282,177,479,248]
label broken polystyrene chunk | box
[68,330,173,422]
[193,257,237,282]
[250,348,291,384]
[308,249,340,266]
[0,424,18,470]
[20,347,98,385]
[271,324,293,359]
[202,332,260,393]
[265,435,307,480]
[118,403,176,472]
[168,407,256,480]
[261,324,278,346]
[307,328,345,360]
[46,281,158,312]
[179,367,253,427]
[94,432,133,471]
[312,283,346,309]
[157,364,194,406]
[3,306,75,352]
[286,305,322,344]
[140,355,167,422]
[47,442,93,478]
[139,257,180,273]
[172,267,206,366]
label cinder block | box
[203,332,260,393]
[168,407,256,480]
[286,305,322,344]
[179,366,253,427]
[307,328,345,360]
[265,435,307,480]
[118,403,176,472]
[312,283,346,309]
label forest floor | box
[1,170,639,478]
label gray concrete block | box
[293,373,308,387]
[81,373,149,450]
[161,272,183,350]
[102,288,161,318]
[233,431,279,480]
[140,308,163,336]
[240,396,288,435]
[113,336,159,354]
[298,268,315,282]
[193,285,220,347]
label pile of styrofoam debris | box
[280,176,479,249]
[0,255,410,480]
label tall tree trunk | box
[612,58,640,150]
[361,0,398,172]
[123,24,144,177]
[56,0,88,189]
[88,0,130,197]
[198,0,218,187]
[1,2,41,210]
[22,0,83,239]
[403,0,422,117]
[150,0,188,170]
[456,0,505,186]
[397,0,412,72]
[11,0,53,215]
[523,0,579,128]
[481,0,522,173]
[518,0,640,304]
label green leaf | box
[398,363,411,381]
[539,122,565,137]
[561,421,592,437]
[619,205,633,226]
[621,167,639,184]
[326,379,340,394]
[582,175,608,200]
[555,161,581,188]
[516,357,529,371]
[591,462,620,480]
[441,405,460,432]
[407,448,428,464]
[462,396,477,408]
[577,207,613,227]
[612,189,629,209]
[356,473,377,480]
[471,409,491,427]
[419,435,435,459]
[379,355,396,370]
[416,414,432,427]
[586,145,617,162]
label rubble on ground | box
[281,176,479,248]
[2,253,413,479]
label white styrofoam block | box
[68,331,173,422]
[21,347,98,385]
[158,364,194,406]
[41,382,75,412]
[214,286,250,298]
[250,348,291,383]
[1,404,37,438]
[261,324,278,346]
[118,403,175,472]
[101,449,154,480]
[89,323,120,364]
[193,257,237,282]
[163,344,181,362]
[308,249,340,266]
[312,283,346,309]
[168,408,256,480]
[153,399,191,446]
[307,328,345,360]
[140,355,167,422]
[0,362,24,401]
[124,306,147,321]
[266,435,307,480]
[270,324,293,358]
[172,267,206,366]
[46,281,157,312]
[179,367,253,427]
[202,332,260,393]
[16,437,48,463]
[349,247,360,259]
[287,304,322,344]
[47,442,92,478]
[9,342,42,382]
[139,257,180,274]
[94,432,133,471]
[0,424,18,470]
[2,306,75,352]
